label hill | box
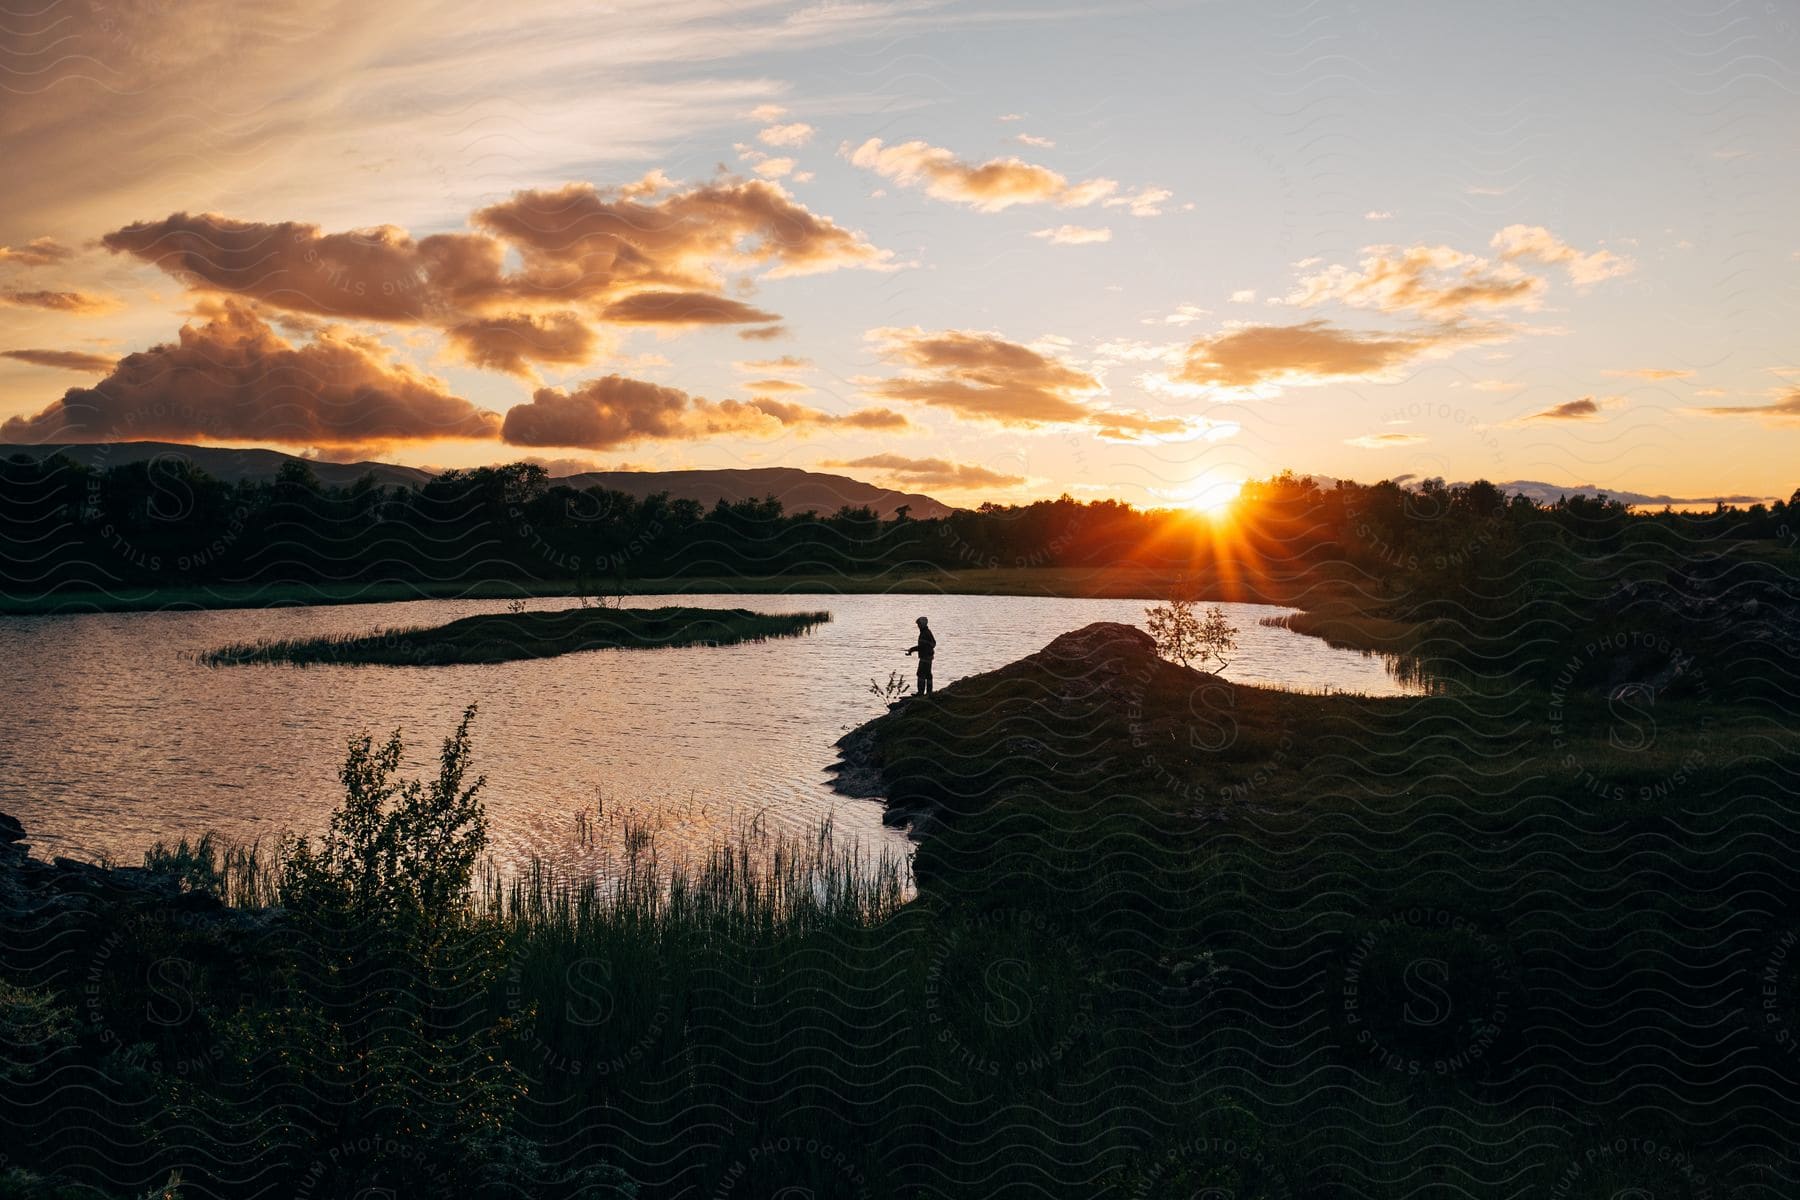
[0,442,953,518]
[0,441,434,490]
[554,465,952,519]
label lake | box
[0,593,1425,870]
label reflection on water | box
[0,593,1428,868]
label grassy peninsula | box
[203,605,830,666]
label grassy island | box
[203,605,829,666]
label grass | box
[201,605,830,666]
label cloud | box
[0,289,121,315]
[1229,289,1256,304]
[475,176,894,284]
[865,326,1199,441]
[444,312,598,376]
[753,157,796,179]
[1691,390,1800,423]
[99,177,892,375]
[1105,187,1171,218]
[743,378,811,394]
[102,213,491,323]
[598,291,781,326]
[738,324,788,341]
[1602,367,1692,381]
[822,453,1025,490]
[0,300,498,446]
[1491,224,1633,286]
[759,122,815,147]
[1284,227,1629,321]
[846,137,1166,215]
[0,238,75,267]
[736,355,812,371]
[1364,211,1394,221]
[750,104,789,121]
[1345,432,1426,448]
[1031,225,1112,245]
[1149,303,1211,326]
[1,348,117,372]
[1523,396,1602,422]
[1287,243,1542,319]
[103,172,886,314]
[1013,134,1055,149]
[1177,320,1458,390]
[500,374,905,449]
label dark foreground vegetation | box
[203,606,829,667]
[7,610,1800,1198]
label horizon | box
[3,3,1795,509]
[3,435,1785,513]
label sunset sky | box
[2,0,1795,506]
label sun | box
[1179,475,1242,517]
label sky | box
[2,0,1796,507]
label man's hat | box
[917,616,928,624]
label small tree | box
[1146,585,1239,676]
[282,703,488,919]
[1196,604,1238,675]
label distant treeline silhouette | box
[3,454,1797,602]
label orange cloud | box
[1491,224,1633,286]
[100,175,894,374]
[1,348,116,372]
[1177,320,1454,389]
[0,301,498,447]
[474,176,893,286]
[1692,390,1800,423]
[0,238,75,267]
[1602,367,1693,381]
[445,312,598,376]
[1287,244,1541,319]
[598,291,780,326]
[1524,396,1602,421]
[846,138,1169,215]
[866,326,1198,440]
[1345,432,1426,448]
[102,212,503,323]
[736,355,813,371]
[822,453,1025,490]
[501,375,905,449]
[0,289,121,315]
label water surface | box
[0,594,1424,868]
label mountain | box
[552,467,953,520]
[0,441,434,489]
[0,442,954,519]
[1479,480,1775,508]
[1297,470,1777,509]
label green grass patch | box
[202,605,829,666]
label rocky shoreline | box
[0,811,254,925]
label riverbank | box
[203,606,830,667]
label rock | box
[0,811,24,842]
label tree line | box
[2,453,1796,604]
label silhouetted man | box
[905,616,936,696]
